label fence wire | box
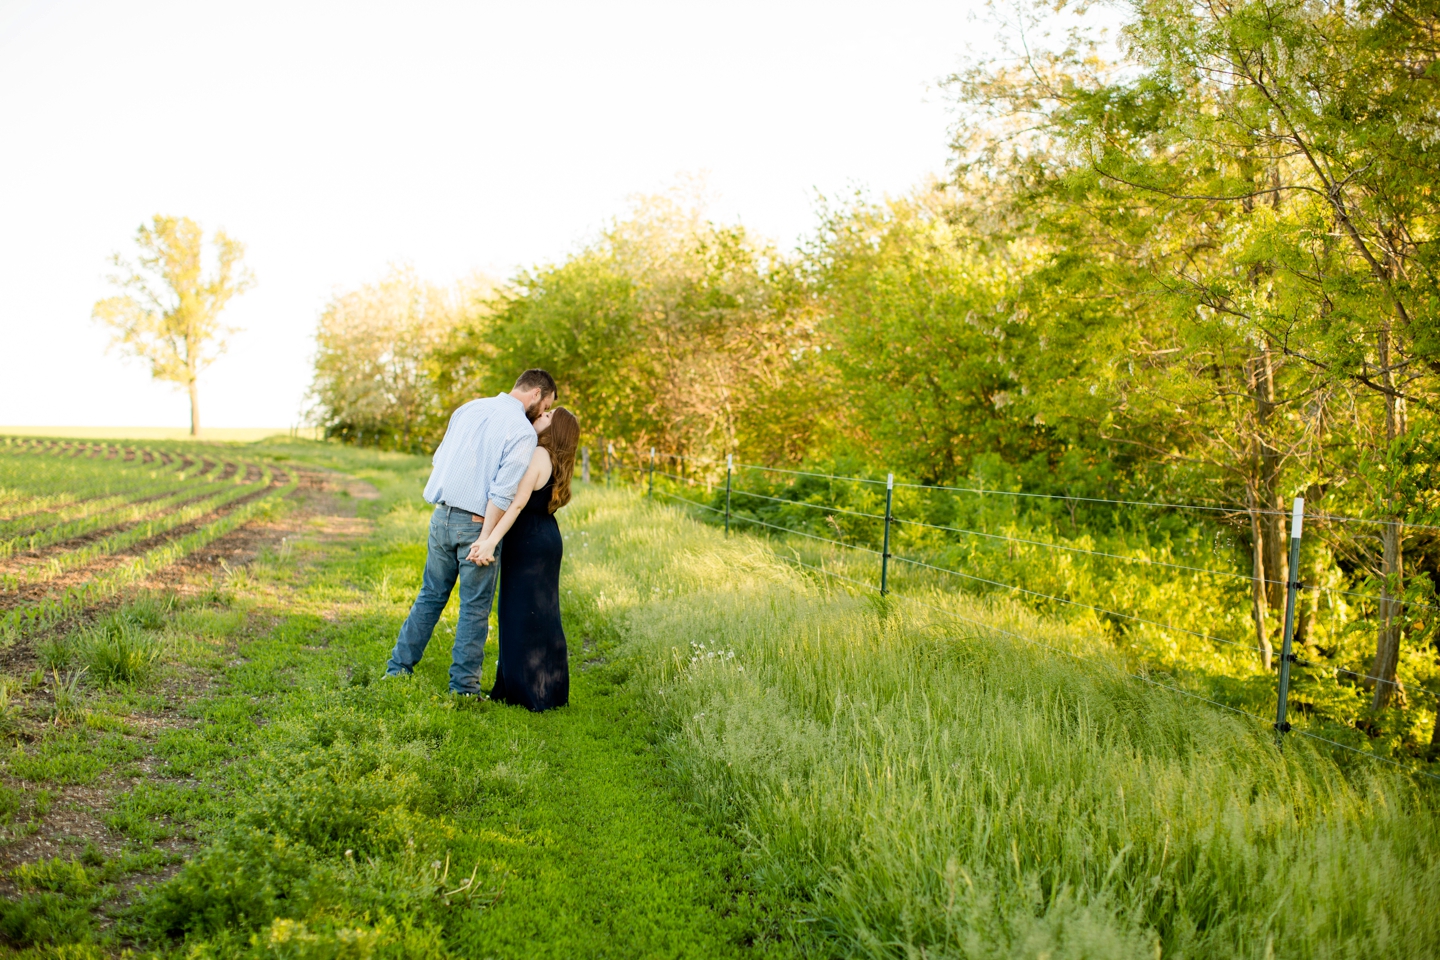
[632,446,1440,532]
[731,488,887,522]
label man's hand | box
[466,537,498,566]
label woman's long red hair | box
[538,408,579,513]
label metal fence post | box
[1274,496,1305,742]
[881,472,894,595]
[581,447,590,484]
[725,454,732,535]
[649,447,655,497]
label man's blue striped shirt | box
[422,393,537,515]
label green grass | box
[565,488,1440,959]
[3,440,1435,959]
[657,460,1440,754]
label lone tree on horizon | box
[93,215,254,436]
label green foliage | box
[0,782,21,825]
[36,637,72,672]
[244,915,449,960]
[307,266,481,452]
[808,191,1056,484]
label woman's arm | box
[466,448,552,565]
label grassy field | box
[0,441,799,958]
[646,463,1440,760]
[0,442,1436,958]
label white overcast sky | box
[0,0,1003,428]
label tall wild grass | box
[566,488,1440,959]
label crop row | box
[3,467,275,588]
[0,467,265,559]
[0,449,221,518]
[0,440,253,521]
[0,457,228,529]
[0,477,298,635]
[1,437,188,466]
[0,456,259,543]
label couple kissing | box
[384,368,579,711]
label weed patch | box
[80,620,161,687]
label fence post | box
[649,447,655,498]
[1274,496,1305,742]
[582,447,590,484]
[605,442,613,485]
[881,472,894,596]
[725,454,732,535]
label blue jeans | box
[386,505,501,694]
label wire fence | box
[581,443,1440,783]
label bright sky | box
[0,0,996,429]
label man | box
[385,368,557,694]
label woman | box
[467,407,579,711]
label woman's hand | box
[467,537,499,566]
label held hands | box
[466,537,499,566]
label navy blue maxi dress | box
[490,477,569,711]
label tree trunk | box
[188,378,201,437]
[1253,344,1287,610]
[1369,318,1407,710]
[1370,521,1404,710]
[1430,700,1440,762]
[1243,348,1281,671]
[1247,492,1273,670]
[1294,584,1316,647]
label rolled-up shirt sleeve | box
[488,428,538,510]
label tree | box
[947,0,1440,689]
[92,215,253,436]
[473,189,823,464]
[808,188,1051,486]
[307,265,479,452]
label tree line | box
[308,1,1439,746]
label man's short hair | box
[514,368,557,398]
